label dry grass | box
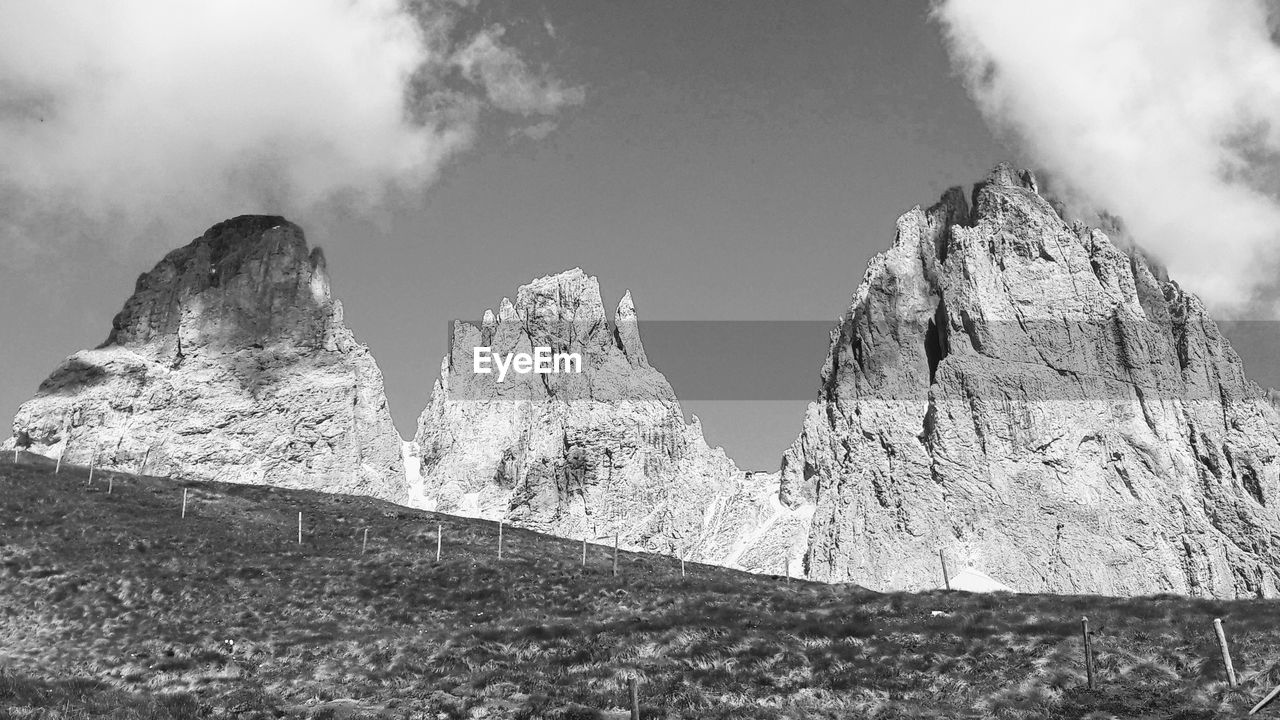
[2,453,1279,718]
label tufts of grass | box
[5,456,1280,718]
[0,671,202,719]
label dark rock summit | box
[105,215,330,352]
[7,216,407,502]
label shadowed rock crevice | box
[924,300,949,385]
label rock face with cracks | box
[412,268,810,571]
[781,164,1280,598]
[6,216,408,503]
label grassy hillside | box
[3,454,1280,719]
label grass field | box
[3,453,1280,719]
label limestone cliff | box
[7,216,407,502]
[412,268,810,570]
[782,164,1280,598]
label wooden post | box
[1251,683,1280,715]
[297,512,303,545]
[628,676,640,720]
[87,448,98,487]
[55,443,66,474]
[613,532,619,577]
[362,528,369,555]
[582,537,587,567]
[138,447,151,478]
[681,550,686,578]
[498,520,504,560]
[1082,616,1096,690]
[940,549,951,591]
[108,474,114,495]
[785,557,790,584]
[1215,618,1238,688]
[436,523,442,562]
[181,488,188,519]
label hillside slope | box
[5,455,1280,718]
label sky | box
[2,0,1278,471]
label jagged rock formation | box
[412,268,810,570]
[782,164,1280,598]
[6,216,407,502]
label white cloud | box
[0,0,578,257]
[932,0,1280,313]
[453,26,585,116]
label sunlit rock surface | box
[412,268,811,571]
[6,216,407,503]
[783,164,1280,597]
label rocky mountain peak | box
[614,290,647,367]
[413,269,807,572]
[105,215,339,359]
[512,267,603,316]
[784,163,1280,598]
[977,161,1038,192]
[9,216,406,503]
[442,268,669,405]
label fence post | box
[1215,618,1238,688]
[55,416,70,474]
[181,488,188,519]
[138,447,151,479]
[785,557,790,584]
[297,512,302,545]
[498,520,504,560]
[628,676,640,720]
[362,528,369,555]
[681,549,686,578]
[436,523,442,562]
[108,474,114,494]
[582,536,587,568]
[87,447,99,487]
[1251,684,1280,715]
[613,532,619,577]
[940,549,951,591]
[1082,616,1096,690]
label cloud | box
[932,0,1280,313]
[0,0,578,259]
[453,26,585,116]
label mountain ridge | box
[9,164,1280,598]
